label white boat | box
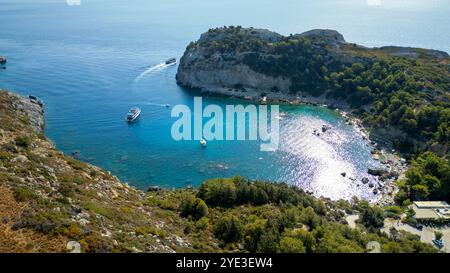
[126,107,141,122]
[200,139,207,147]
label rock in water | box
[147,186,161,192]
[368,167,388,176]
[0,56,6,65]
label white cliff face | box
[176,27,291,94]
[176,55,291,93]
[175,28,351,95]
[176,27,448,98]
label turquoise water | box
[1,0,449,200]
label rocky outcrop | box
[176,27,449,155]
[295,29,346,47]
[176,27,290,94]
[0,56,6,65]
[12,93,45,133]
[176,26,448,98]
[377,46,449,60]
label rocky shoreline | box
[7,90,402,206]
[1,90,198,253]
[194,87,404,205]
[174,27,433,205]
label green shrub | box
[13,187,36,202]
[195,217,210,231]
[214,214,243,244]
[79,233,113,253]
[179,194,209,220]
[66,156,86,171]
[358,201,385,231]
[384,206,403,219]
[83,202,114,219]
[278,236,306,253]
[0,151,10,161]
[15,135,31,148]
[56,223,84,239]
[198,178,237,207]
[58,183,75,197]
[59,174,87,185]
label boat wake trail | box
[144,102,170,107]
[133,62,175,82]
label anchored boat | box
[200,139,207,147]
[126,107,141,123]
[0,56,6,65]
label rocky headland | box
[176,26,449,158]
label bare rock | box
[66,241,81,253]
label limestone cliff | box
[176,26,450,154]
[177,26,448,97]
[176,27,291,93]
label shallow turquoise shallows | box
[1,0,449,200]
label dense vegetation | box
[167,176,437,253]
[396,152,450,204]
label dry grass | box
[0,186,66,253]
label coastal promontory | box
[177,26,450,155]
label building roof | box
[413,201,450,209]
[413,208,441,220]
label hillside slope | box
[0,91,207,253]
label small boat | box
[126,107,141,122]
[164,104,170,108]
[200,139,207,147]
[0,56,6,65]
[165,58,176,65]
[260,96,267,105]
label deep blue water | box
[1,0,449,200]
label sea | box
[1,0,449,200]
